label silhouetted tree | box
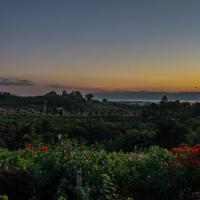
[85,93,94,102]
[161,95,168,102]
[102,98,108,102]
[70,91,83,100]
[62,90,67,96]
[45,91,57,96]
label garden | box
[1,140,200,200]
[1,101,200,199]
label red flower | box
[27,143,32,149]
[190,147,199,155]
[40,146,48,151]
[170,148,179,153]
[171,143,200,166]
[180,143,188,148]
[194,144,200,150]
[170,147,186,153]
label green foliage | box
[0,195,8,200]
[1,139,200,199]
[0,148,33,170]
[13,140,195,199]
[103,129,155,152]
[1,101,200,199]
[155,119,193,148]
[75,187,90,200]
[98,173,117,200]
[57,197,66,200]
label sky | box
[1,0,200,95]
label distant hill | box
[94,91,200,101]
[0,91,88,110]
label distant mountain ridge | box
[94,91,200,101]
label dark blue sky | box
[0,0,200,95]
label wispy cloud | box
[48,84,67,89]
[47,83,105,93]
[0,78,35,86]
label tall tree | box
[85,93,94,102]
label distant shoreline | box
[109,99,200,105]
[94,91,200,103]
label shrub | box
[2,140,200,200]
[0,170,34,200]
[103,129,155,152]
[155,119,192,148]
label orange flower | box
[171,144,200,166]
[170,147,185,153]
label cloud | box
[0,78,35,86]
[47,83,105,93]
[48,84,91,91]
[48,84,67,89]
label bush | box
[155,119,193,148]
[1,140,200,199]
[27,141,175,200]
[0,170,34,200]
[102,129,155,152]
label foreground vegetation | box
[1,140,200,200]
[1,94,200,199]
